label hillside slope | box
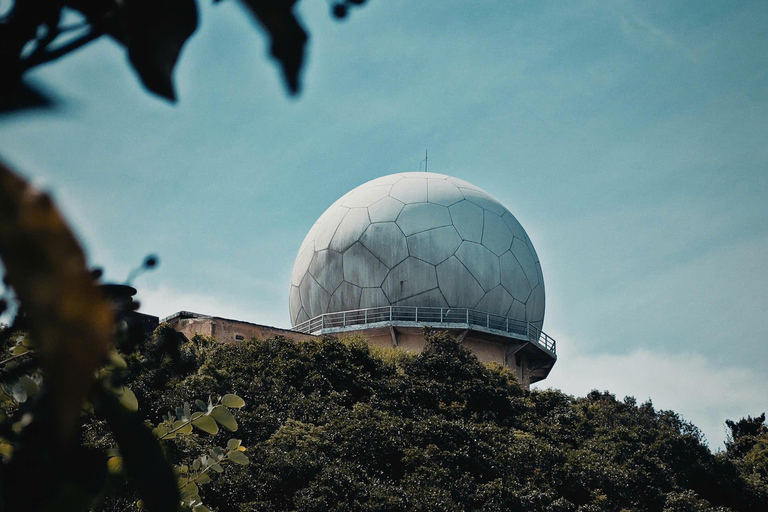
[94,328,768,512]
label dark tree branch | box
[20,26,103,71]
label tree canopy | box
[90,327,768,512]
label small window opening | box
[235,334,245,341]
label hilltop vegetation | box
[93,327,768,512]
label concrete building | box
[156,172,556,388]
[289,172,556,387]
[162,311,319,344]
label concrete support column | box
[389,326,399,347]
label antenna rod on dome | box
[420,150,428,172]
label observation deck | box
[293,305,555,356]
[293,306,556,386]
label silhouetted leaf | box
[331,3,347,19]
[238,0,307,94]
[122,0,199,101]
[0,81,56,113]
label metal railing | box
[292,305,555,355]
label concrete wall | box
[345,325,544,389]
[167,314,319,344]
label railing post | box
[389,306,392,322]
[466,309,469,324]
[487,312,489,328]
[506,317,509,332]
[364,309,368,324]
[343,311,346,326]
[415,307,418,322]
[440,308,443,323]
[321,315,325,330]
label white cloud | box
[535,334,768,451]
[618,9,696,61]
[136,284,286,327]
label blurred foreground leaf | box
[95,389,179,512]
[0,160,113,443]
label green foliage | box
[725,414,767,458]
[94,356,248,512]
[91,328,768,512]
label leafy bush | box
[90,328,767,512]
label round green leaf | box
[153,425,169,438]
[0,443,13,458]
[119,387,139,412]
[180,481,199,499]
[173,419,193,435]
[192,415,219,435]
[11,382,26,403]
[108,350,127,369]
[221,394,245,408]
[228,451,249,466]
[227,438,241,451]
[107,456,123,474]
[210,405,237,431]
[18,375,39,397]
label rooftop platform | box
[293,305,556,357]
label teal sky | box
[2,0,767,448]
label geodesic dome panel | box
[289,172,545,329]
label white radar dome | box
[289,172,545,329]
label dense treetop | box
[89,327,768,512]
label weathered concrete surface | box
[164,312,320,344]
